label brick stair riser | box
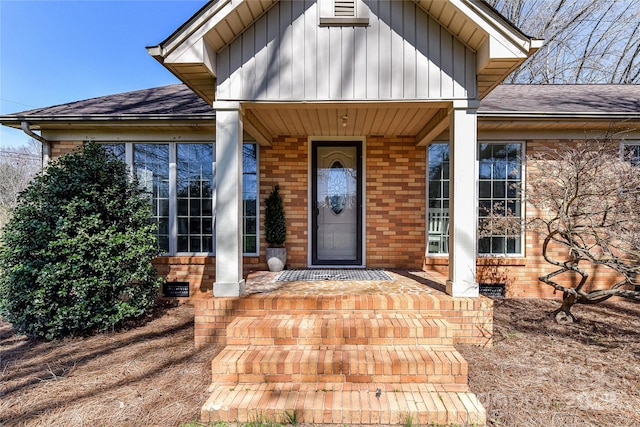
[226,314,453,346]
[211,345,468,385]
[202,383,486,426]
[234,294,460,313]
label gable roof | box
[147,0,541,104]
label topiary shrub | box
[0,142,162,339]
[264,184,286,247]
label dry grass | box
[1,299,639,426]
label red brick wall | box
[258,136,427,269]
[259,137,309,269]
[366,137,426,268]
[50,140,83,158]
[48,138,627,301]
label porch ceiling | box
[243,102,449,146]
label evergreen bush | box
[264,185,286,247]
[0,142,162,339]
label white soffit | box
[147,0,278,104]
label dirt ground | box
[1,299,639,427]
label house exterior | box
[2,0,639,302]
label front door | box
[312,142,362,265]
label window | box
[243,144,258,254]
[427,142,523,256]
[622,142,640,165]
[99,142,258,256]
[102,143,126,160]
[478,143,523,255]
[427,143,449,254]
[134,144,170,253]
[176,144,214,253]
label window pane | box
[478,142,523,255]
[177,143,213,253]
[243,144,258,254]
[493,181,505,198]
[479,181,491,198]
[427,143,450,254]
[624,144,640,166]
[134,144,169,253]
[245,236,257,254]
[203,236,213,253]
[102,143,126,161]
[202,199,213,216]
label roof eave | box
[479,112,640,120]
[0,114,216,130]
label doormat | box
[276,269,392,282]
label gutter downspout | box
[20,121,50,168]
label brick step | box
[226,313,453,346]
[234,294,452,315]
[201,382,486,426]
[211,344,468,385]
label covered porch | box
[213,99,482,299]
[147,0,541,301]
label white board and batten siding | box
[216,0,477,102]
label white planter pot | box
[266,247,287,272]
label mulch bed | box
[458,299,640,427]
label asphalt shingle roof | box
[8,84,212,118]
[3,84,639,120]
[480,84,640,114]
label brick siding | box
[47,138,626,301]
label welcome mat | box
[276,269,392,282]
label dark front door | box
[312,141,362,265]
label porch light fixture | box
[341,115,349,127]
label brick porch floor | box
[196,270,492,425]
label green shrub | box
[264,185,286,247]
[0,142,162,339]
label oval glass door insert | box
[328,160,347,215]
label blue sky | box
[0,0,205,148]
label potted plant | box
[264,184,287,272]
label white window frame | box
[477,141,526,257]
[425,141,526,257]
[426,142,450,257]
[99,141,259,257]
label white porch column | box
[213,101,245,297]
[446,100,480,297]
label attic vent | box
[319,0,369,26]
[334,0,355,17]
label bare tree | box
[482,134,640,322]
[0,140,41,229]
[486,0,640,84]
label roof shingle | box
[2,84,639,120]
